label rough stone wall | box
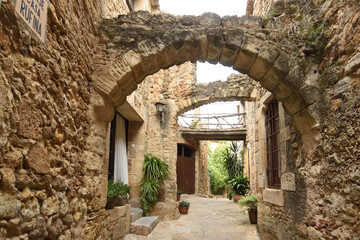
[197,140,210,196]
[245,101,257,192]
[250,0,360,239]
[137,62,196,220]
[0,0,149,239]
[0,0,105,239]
[102,0,130,18]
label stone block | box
[248,45,279,81]
[3,148,23,169]
[279,126,291,142]
[130,208,143,223]
[298,85,318,105]
[123,50,146,83]
[130,216,159,235]
[220,29,245,66]
[198,35,208,62]
[0,192,21,219]
[17,101,43,140]
[333,77,351,98]
[0,168,15,192]
[282,92,307,115]
[263,188,284,206]
[281,172,296,191]
[206,29,224,64]
[345,52,360,75]
[26,144,51,175]
[272,80,295,101]
[84,151,103,172]
[260,54,290,91]
[233,35,263,74]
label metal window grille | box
[265,99,281,188]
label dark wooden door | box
[176,144,195,194]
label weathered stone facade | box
[247,0,360,239]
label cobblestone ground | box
[125,195,260,240]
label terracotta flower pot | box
[177,194,181,201]
[248,208,257,224]
[234,194,242,203]
[179,206,189,214]
[116,196,128,206]
[105,196,118,209]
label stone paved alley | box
[125,195,260,240]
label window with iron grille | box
[265,99,281,188]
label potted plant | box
[238,194,258,224]
[177,190,182,201]
[178,200,190,214]
[228,173,249,203]
[106,179,130,209]
[140,153,169,213]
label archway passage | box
[177,144,195,194]
[94,11,319,138]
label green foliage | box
[222,142,244,180]
[228,190,234,200]
[140,153,169,213]
[208,142,229,194]
[228,173,249,196]
[140,180,160,213]
[177,190,182,195]
[107,179,130,198]
[142,153,169,182]
[303,23,324,48]
[179,200,190,208]
[238,194,258,212]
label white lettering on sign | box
[14,0,48,44]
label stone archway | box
[93,11,318,139]
[86,9,321,224]
[176,73,259,115]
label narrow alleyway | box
[125,195,260,240]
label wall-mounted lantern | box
[155,102,166,122]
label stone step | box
[130,216,159,236]
[130,208,143,223]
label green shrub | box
[177,190,182,195]
[228,173,249,196]
[238,194,258,212]
[228,190,234,200]
[179,200,190,208]
[208,142,229,194]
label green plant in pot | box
[140,153,169,213]
[106,179,130,209]
[178,200,190,214]
[228,173,249,203]
[176,190,182,201]
[238,194,258,224]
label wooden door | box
[176,144,195,194]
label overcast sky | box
[159,0,247,17]
[160,0,247,115]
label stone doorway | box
[176,144,195,194]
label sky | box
[159,0,247,17]
[159,0,247,116]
